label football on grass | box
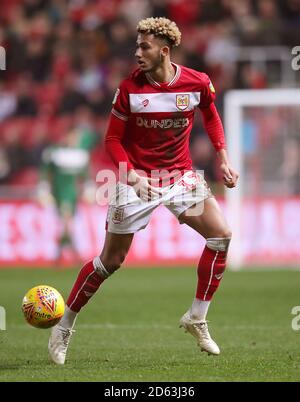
[22,285,65,329]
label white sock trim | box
[93,256,110,278]
[206,237,231,252]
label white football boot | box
[48,324,75,365]
[179,311,220,355]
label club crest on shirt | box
[112,207,124,224]
[176,94,190,111]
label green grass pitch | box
[0,267,300,382]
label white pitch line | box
[9,323,285,330]
[9,323,174,330]
[79,323,174,330]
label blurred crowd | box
[0,0,300,192]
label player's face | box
[135,33,167,72]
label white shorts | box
[106,171,212,234]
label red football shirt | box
[108,63,217,176]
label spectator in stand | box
[0,145,11,184]
[25,122,50,168]
[0,83,17,121]
[14,75,38,117]
[1,0,299,191]
[58,73,86,115]
[2,125,26,183]
[108,19,135,60]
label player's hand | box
[127,170,160,201]
[220,163,239,188]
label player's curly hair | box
[137,17,181,48]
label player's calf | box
[196,236,231,302]
[65,257,110,315]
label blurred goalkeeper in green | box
[39,129,91,262]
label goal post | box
[224,89,300,269]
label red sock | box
[67,260,105,313]
[196,246,227,301]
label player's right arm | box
[105,83,158,201]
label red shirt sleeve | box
[105,114,134,170]
[198,74,216,109]
[105,80,134,170]
[111,80,130,122]
[200,103,226,151]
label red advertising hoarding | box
[0,199,299,267]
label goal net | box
[224,89,300,269]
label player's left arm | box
[200,103,239,188]
[199,74,239,188]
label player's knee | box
[221,228,232,240]
[211,226,232,240]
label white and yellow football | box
[22,285,65,329]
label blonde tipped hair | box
[137,17,181,47]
